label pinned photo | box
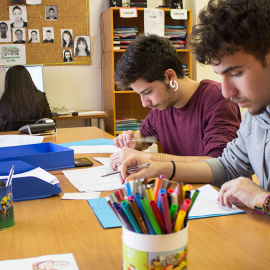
[13,28,26,44]
[9,5,28,28]
[28,29,40,43]
[0,21,12,43]
[63,49,73,63]
[74,36,90,56]
[43,27,54,43]
[61,29,73,48]
[45,6,57,21]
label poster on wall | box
[0,44,26,65]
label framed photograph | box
[169,0,183,9]
[0,21,12,43]
[9,5,28,28]
[45,6,57,21]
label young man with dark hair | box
[110,34,241,168]
[119,0,270,214]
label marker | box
[160,193,172,233]
[121,200,142,233]
[113,203,134,232]
[125,182,133,197]
[101,163,150,177]
[169,204,178,221]
[190,190,200,211]
[153,177,163,202]
[174,210,186,232]
[128,198,148,234]
[149,200,166,232]
[6,165,14,187]
[140,197,162,235]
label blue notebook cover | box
[88,198,122,229]
[59,138,114,148]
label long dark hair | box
[0,65,51,122]
[62,30,73,47]
[75,37,90,56]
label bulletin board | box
[0,0,91,66]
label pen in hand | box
[101,163,150,177]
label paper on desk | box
[63,165,124,192]
[93,157,111,166]
[88,197,122,228]
[0,134,44,147]
[189,184,245,219]
[0,167,59,184]
[62,192,101,200]
[0,253,79,269]
[70,145,119,154]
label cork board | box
[0,0,91,65]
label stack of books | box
[116,118,140,132]
[165,25,187,49]
[113,27,138,50]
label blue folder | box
[0,160,62,202]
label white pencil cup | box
[122,225,188,270]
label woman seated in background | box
[0,65,52,131]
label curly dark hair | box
[190,0,270,67]
[114,34,185,90]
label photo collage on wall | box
[0,0,91,64]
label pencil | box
[101,163,150,177]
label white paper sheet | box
[144,8,165,36]
[63,165,124,192]
[93,157,111,166]
[0,167,59,185]
[62,192,101,200]
[0,134,44,147]
[189,184,245,219]
[0,253,79,270]
[70,145,119,154]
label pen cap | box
[122,225,188,269]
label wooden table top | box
[0,127,269,269]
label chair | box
[2,120,39,132]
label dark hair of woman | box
[74,36,90,56]
[62,30,73,47]
[0,65,52,128]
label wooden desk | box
[52,111,109,131]
[0,127,269,270]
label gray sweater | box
[205,106,270,191]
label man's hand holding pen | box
[113,130,136,149]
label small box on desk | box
[0,142,74,171]
[0,160,62,202]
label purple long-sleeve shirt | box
[140,80,241,158]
